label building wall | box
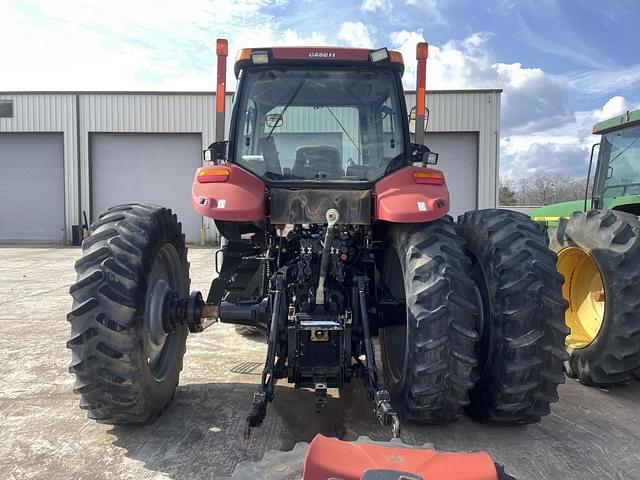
[0,90,501,243]
[0,94,78,236]
[405,90,501,210]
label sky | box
[1,0,640,180]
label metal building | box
[0,90,501,244]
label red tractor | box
[68,40,568,438]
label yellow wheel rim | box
[557,247,605,349]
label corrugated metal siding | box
[0,93,78,238]
[405,91,501,209]
[78,94,216,226]
[0,90,500,243]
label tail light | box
[198,167,230,183]
[413,170,444,185]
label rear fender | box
[192,164,266,222]
[374,166,449,223]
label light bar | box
[369,48,389,63]
[251,51,269,64]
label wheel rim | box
[144,243,185,381]
[469,260,492,378]
[382,249,407,384]
[557,246,605,349]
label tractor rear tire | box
[549,209,640,385]
[68,204,189,424]
[459,209,568,424]
[380,217,479,424]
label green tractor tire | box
[549,209,640,385]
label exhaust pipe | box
[215,38,228,143]
[414,42,428,145]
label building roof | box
[0,89,502,96]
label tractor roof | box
[593,108,640,134]
[234,46,404,78]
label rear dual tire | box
[381,211,568,425]
[380,218,479,423]
[459,210,568,424]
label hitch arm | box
[357,275,401,438]
[245,271,286,438]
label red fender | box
[303,434,499,480]
[374,166,450,223]
[192,164,265,222]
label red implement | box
[302,435,499,480]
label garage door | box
[91,133,202,243]
[424,132,478,218]
[0,133,65,242]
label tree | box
[529,170,556,205]
[500,171,590,206]
[499,183,516,206]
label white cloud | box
[390,30,572,133]
[338,22,374,48]
[593,96,633,121]
[3,2,637,183]
[404,0,448,26]
[386,30,636,181]
[502,142,590,179]
[0,0,328,91]
[501,96,640,180]
[560,64,640,99]
[361,0,391,13]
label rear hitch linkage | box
[245,271,286,438]
[357,274,401,438]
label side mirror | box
[411,143,438,165]
[266,113,283,128]
[203,141,228,164]
[408,106,429,135]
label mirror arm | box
[585,142,600,211]
[203,140,229,165]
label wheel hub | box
[147,278,172,348]
[557,246,605,349]
[143,244,186,381]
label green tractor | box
[530,109,640,385]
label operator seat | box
[292,145,343,179]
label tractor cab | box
[531,109,640,228]
[204,44,435,184]
[592,114,640,213]
[232,65,407,184]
